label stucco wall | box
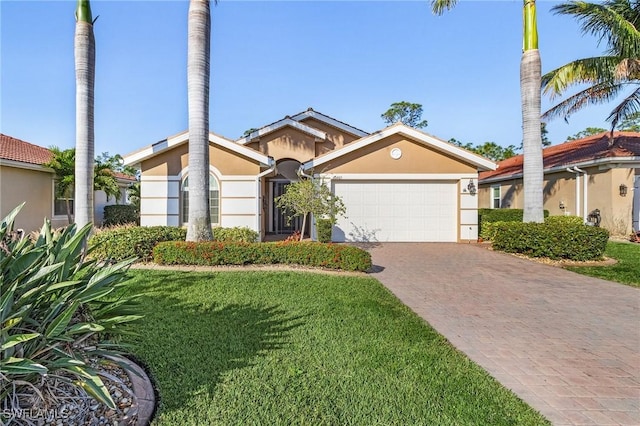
[317,135,477,174]
[479,166,637,235]
[297,117,360,157]
[141,143,260,177]
[0,165,67,232]
[138,142,263,230]
[248,128,318,163]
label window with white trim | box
[491,185,501,209]
[53,181,74,216]
[181,175,220,225]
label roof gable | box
[123,131,273,167]
[302,123,496,171]
[0,134,53,165]
[479,132,640,182]
[291,108,369,138]
[236,118,327,145]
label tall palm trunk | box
[74,0,95,229]
[521,0,544,223]
[186,0,213,241]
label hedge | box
[89,226,187,262]
[479,208,550,239]
[316,219,333,243]
[490,221,609,261]
[153,241,373,272]
[89,225,259,262]
[103,204,139,226]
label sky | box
[0,0,621,158]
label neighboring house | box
[0,134,135,232]
[478,132,640,236]
[123,108,496,242]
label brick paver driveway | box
[369,243,639,426]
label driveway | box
[369,243,640,426]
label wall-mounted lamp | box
[619,184,628,197]
[467,179,477,195]
[559,201,565,210]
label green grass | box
[566,242,640,288]
[125,270,547,425]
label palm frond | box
[542,80,626,121]
[552,1,640,58]
[607,85,640,128]
[431,0,458,15]
[542,56,623,97]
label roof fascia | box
[479,156,640,184]
[123,131,273,167]
[236,118,327,145]
[303,124,496,171]
[291,110,369,137]
[0,158,53,173]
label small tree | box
[381,101,428,128]
[275,179,346,242]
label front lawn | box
[126,270,547,425]
[566,241,640,288]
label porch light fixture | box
[559,201,565,210]
[467,179,477,195]
[619,184,628,197]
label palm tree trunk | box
[186,0,213,241]
[74,0,95,229]
[521,0,544,223]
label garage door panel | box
[333,181,457,242]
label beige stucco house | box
[0,134,135,232]
[124,109,496,242]
[478,132,640,236]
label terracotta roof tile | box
[480,132,640,181]
[0,133,53,165]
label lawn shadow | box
[129,273,306,413]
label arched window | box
[181,174,220,225]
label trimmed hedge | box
[544,215,584,226]
[213,227,259,242]
[103,204,139,226]
[479,208,550,239]
[316,219,333,243]
[490,221,609,261]
[153,241,372,272]
[89,225,261,262]
[89,226,187,262]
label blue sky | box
[1,0,617,158]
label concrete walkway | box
[369,243,640,426]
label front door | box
[272,181,302,234]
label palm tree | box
[186,0,214,241]
[45,147,76,224]
[542,0,640,132]
[431,0,545,223]
[74,0,96,229]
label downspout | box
[566,166,587,222]
[256,161,277,240]
[573,166,587,223]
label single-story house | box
[123,108,496,242]
[478,132,640,236]
[0,134,135,232]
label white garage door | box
[332,181,458,242]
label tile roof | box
[0,133,53,165]
[480,132,640,181]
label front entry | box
[633,175,640,231]
[272,181,302,234]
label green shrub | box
[316,218,333,243]
[89,226,260,262]
[213,226,259,242]
[479,208,550,239]
[89,226,187,262]
[103,204,139,226]
[153,241,372,272]
[490,221,609,260]
[0,204,141,412]
[544,215,584,226]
